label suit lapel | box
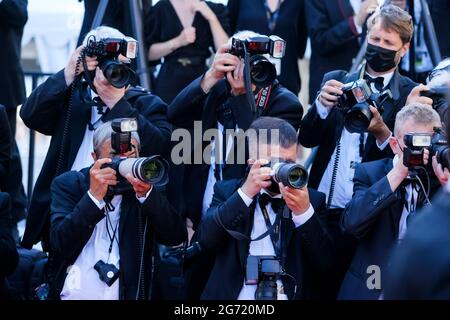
[237,200,255,270]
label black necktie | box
[259,193,283,212]
[364,75,385,92]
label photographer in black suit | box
[49,121,186,300]
[197,117,334,300]
[0,0,28,239]
[169,30,303,230]
[20,26,171,252]
[383,107,450,300]
[340,103,447,299]
[299,4,417,297]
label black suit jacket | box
[306,0,360,103]
[339,158,441,300]
[49,168,186,300]
[20,70,172,250]
[168,76,303,227]
[427,0,450,59]
[383,189,450,299]
[0,105,11,190]
[197,179,334,300]
[299,67,417,190]
[0,0,27,110]
[0,192,19,300]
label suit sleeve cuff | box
[292,204,315,228]
[315,98,331,119]
[87,191,106,210]
[136,186,153,203]
[376,132,392,150]
[237,188,253,207]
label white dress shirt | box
[202,122,238,216]
[236,189,315,300]
[316,72,393,209]
[71,92,107,172]
[392,156,419,240]
[60,189,151,300]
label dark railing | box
[23,71,53,202]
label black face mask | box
[365,43,399,73]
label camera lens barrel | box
[100,60,133,88]
[344,102,373,133]
[249,55,277,88]
[272,162,308,189]
[118,156,169,187]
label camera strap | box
[256,85,273,114]
[258,196,282,257]
[105,208,120,261]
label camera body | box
[338,79,393,133]
[245,255,282,300]
[84,37,137,88]
[403,128,450,170]
[261,160,308,194]
[229,35,286,88]
[94,260,120,287]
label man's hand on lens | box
[279,183,310,215]
[227,59,246,96]
[355,0,379,28]
[94,67,127,109]
[125,174,152,198]
[406,84,434,108]
[241,159,272,199]
[201,44,240,94]
[89,158,118,202]
[318,79,344,108]
[64,46,98,86]
[367,105,391,144]
[432,155,450,187]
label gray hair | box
[93,121,140,155]
[428,58,450,87]
[394,103,441,136]
[82,26,126,46]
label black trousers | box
[5,108,27,223]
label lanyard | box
[264,0,283,32]
[258,197,282,257]
[105,209,120,262]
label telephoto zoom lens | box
[118,156,169,187]
[272,162,308,189]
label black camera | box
[84,37,137,88]
[337,79,393,133]
[403,128,450,170]
[246,255,282,300]
[94,260,120,287]
[229,35,286,88]
[262,160,308,194]
[420,86,450,112]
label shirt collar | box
[365,70,395,89]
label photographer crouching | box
[20,26,172,252]
[196,117,335,300]
[340,103,449,299]
[49,120,186,300]
[298,4,417,297]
